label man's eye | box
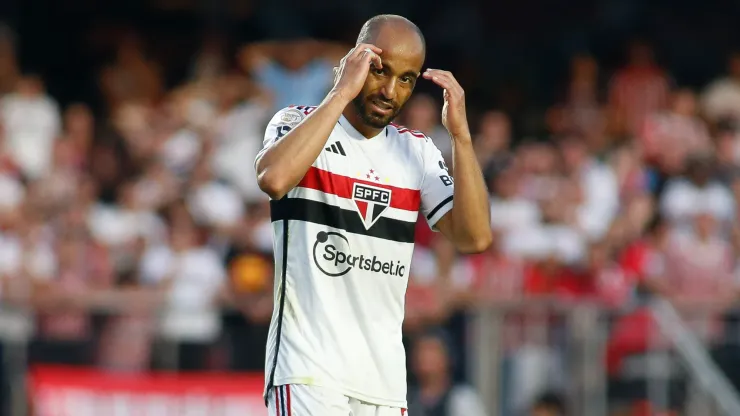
[372,67,384,75]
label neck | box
[343,107,384,139]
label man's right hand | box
[331,43,383,103]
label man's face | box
[412,337,449,381]
[352,30,424,129]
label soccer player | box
[255,14,492,416]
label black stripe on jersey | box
[270,198,416,244]
[279,386,286,415]
[427,195,453,220]
[265,221,290,407]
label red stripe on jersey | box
[286,385,292,415]
[390,123,426,139]
[298,166,421,212]
[275,387,281,416]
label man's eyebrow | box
[383,62,420,78]
[380,62,418,78]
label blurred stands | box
[3,0,740,415]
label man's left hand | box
[423,69,470,140]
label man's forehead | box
[370,26,424,69]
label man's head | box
[530,392,565,416]
[351,15,426,129]
[411,328,453,384]
[670,88,697,117]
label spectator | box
[186,158,244,233]
[221,209,274,371]
[660,154,735,233]
[99,33,163,110]
[475,110,514,182]
[701,52,740,124]
[407,329,487,416]
[207,73,273,203]
[559,136,620,241]
[529,392,566,416]
[462,232,525,304]
[714,121,740,185]
[0,74,61,180]
[560,54,607,141]
[138,205,227,370]
[401,93,450,161]
[490,163,541,232]
[238,38,345,112]
[641,88,711,168]
[30,225,114,366]
[608,40,670,138]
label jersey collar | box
[338,115,387,145]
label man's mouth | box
[369,100,394,116]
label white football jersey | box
[257,105,455,408]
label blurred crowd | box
[3,18,740,415]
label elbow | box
[257,168,289,200]
[456,231,493,254]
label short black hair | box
[356,14,426,55]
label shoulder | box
[387,122,439,154]
[269,105,318,125]
[388,122,429,140]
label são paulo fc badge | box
[351,181,391,230]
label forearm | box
[256,92,348,199]
[450,135,492,252]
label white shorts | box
[267,384,407,416]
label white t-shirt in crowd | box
[0,93,61,179]
[187,181,244,228]
[702,77,740,122]
[87,203,168,247]
[660,178,735,231]
[211,101,272,203]
[139,245,226,342]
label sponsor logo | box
[313,231,406,277]
[280,109,304,126]
[352,182,391,229]
[324,141,347,156]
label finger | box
[423,69,458,85]
[365,50,383,69]
[423,69,455,80]
[355,43,383,55]
[354,46,382,69]
[424,71,455,91]
[423,71,463,97]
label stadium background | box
[2,0,740,415]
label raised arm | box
[255,44,383,199]
[238,39,351,74]
[421,69,492,253]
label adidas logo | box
[325,141,346,156]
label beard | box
[352,93,402,129]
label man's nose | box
[380,80,397,100]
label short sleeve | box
[254,106,308,170]
[419,137,455,230]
